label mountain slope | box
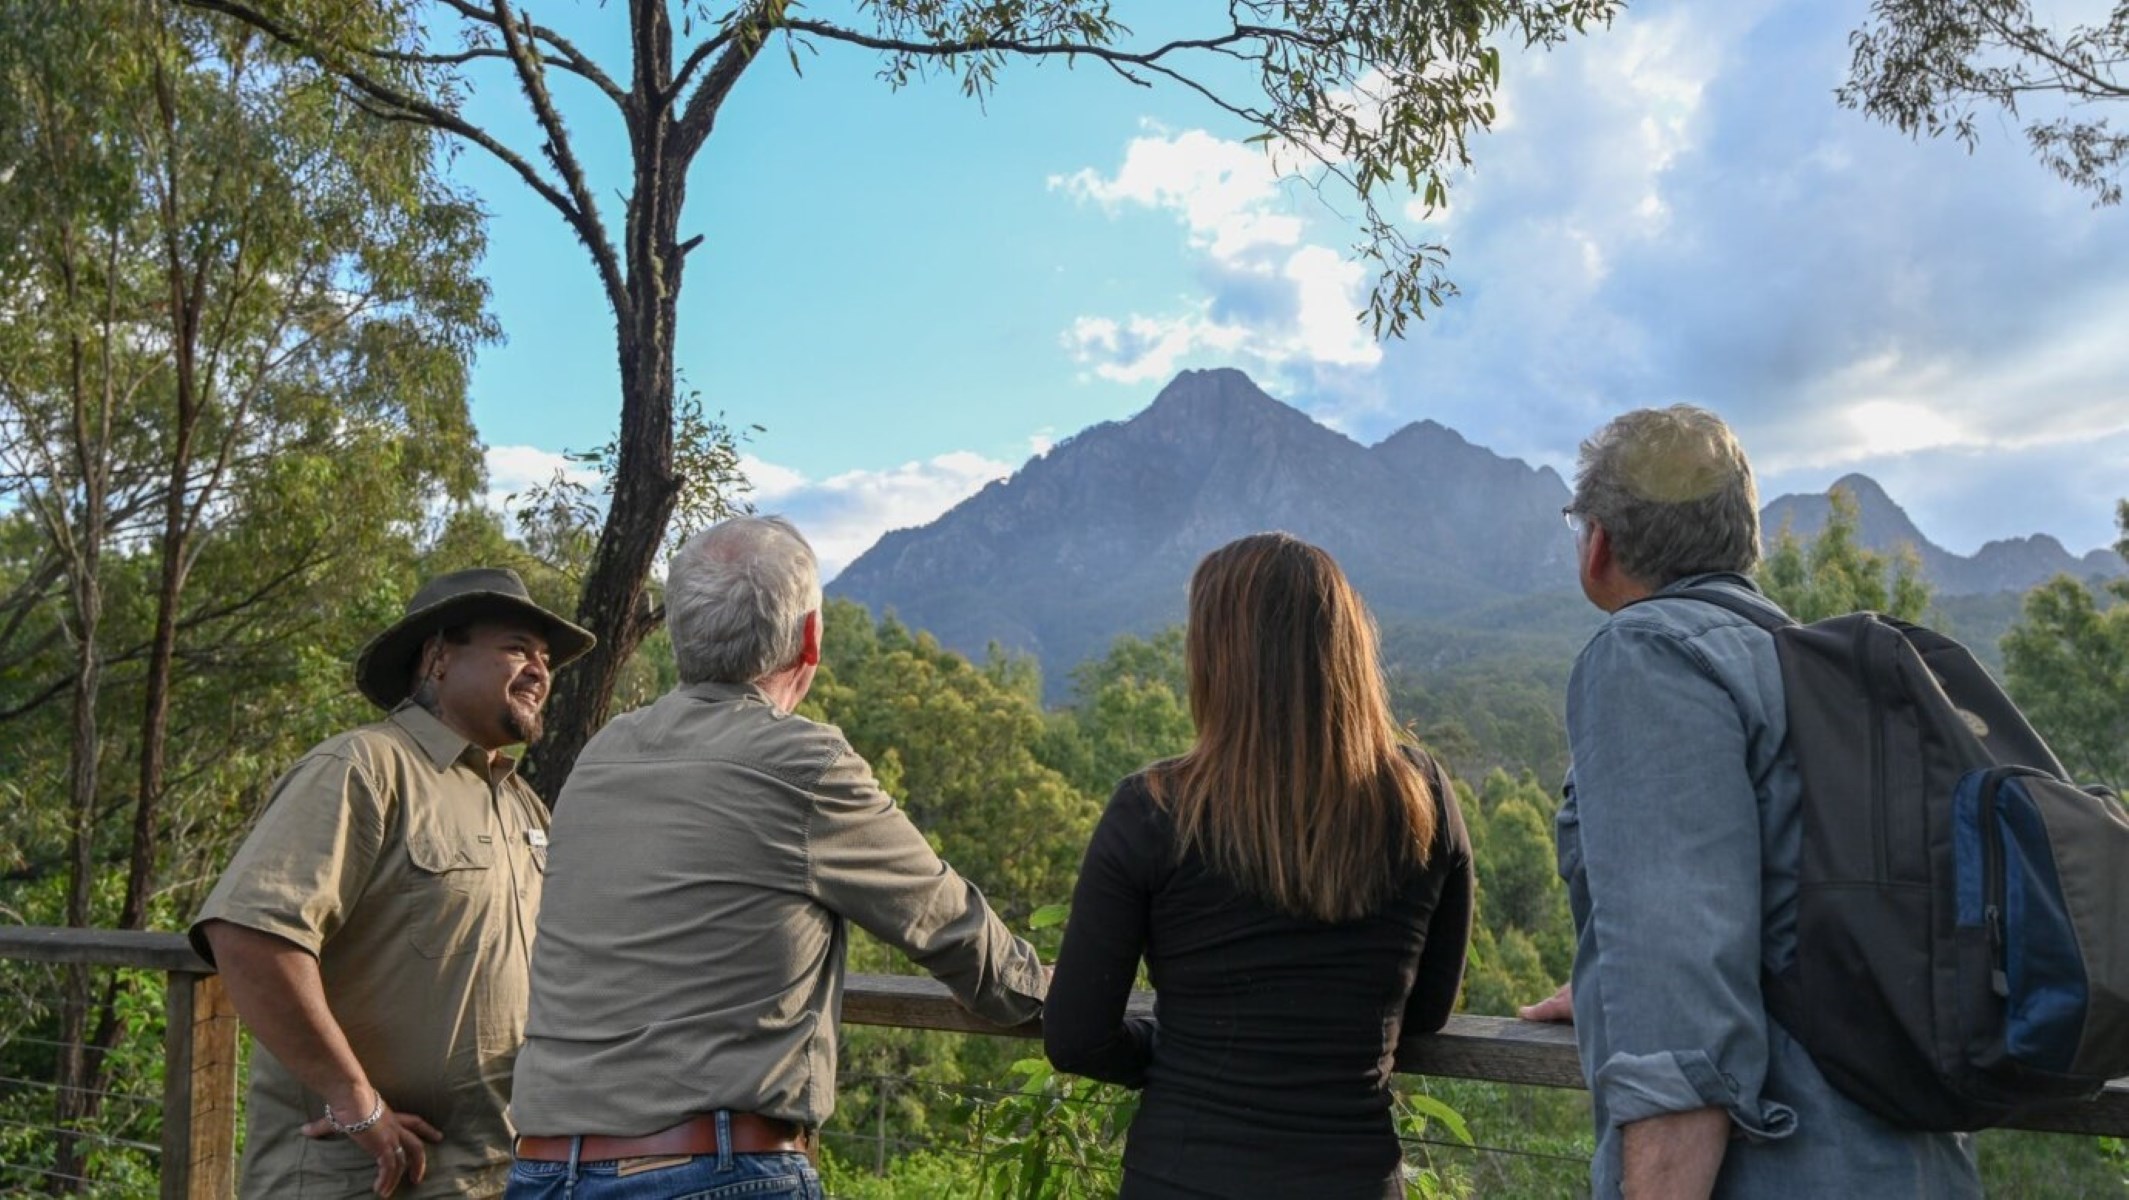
[833,370,2123,689]
[831,369,1574,685]
[1758,473,2117,595]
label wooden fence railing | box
[4,925,2127,1199]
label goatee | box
[504,702,543,746]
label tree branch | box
[354,43,620,99]
[779,18,1291,68]
[675,8,1279,160]
[0,674,73,725]
[1973,4,2129,101]
[429,0,628,102]
[0,559,67,668]
[673,24,770,161]
[1094,50,1272,127]
[0,543,340,727]
[489,0,624,310]
[176,0,634,323]
[671,27,738,99]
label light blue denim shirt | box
[1558,573,1978,1198]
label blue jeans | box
[504,1112,822,1200]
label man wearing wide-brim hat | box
[190,568,592,1199]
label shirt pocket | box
[401,830,497,959]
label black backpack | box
[1661,587,2129,1131]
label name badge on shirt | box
[527,828,548,870]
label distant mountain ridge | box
[1759,473,2121,596]
[831,369,2122,688]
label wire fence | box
[0,959,167,1198]
[0,946,1622,1200]
[0,979,1589,1200]
[815,1067,1597,1198]
[5,928,2129,1198]
[0,1012,1583,1198]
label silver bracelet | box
[324,1094,386,1136]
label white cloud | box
[740,455,810,500]
[1842,399,1975,459]
[483,445,1018,581]
[1062,311,1251,384]
[1053,128,1301,260]
[1284,246,1381,368]
[1047,9,1730,397]
[483,444,599,516]
[741,451,1016,580]
[1054,122,1384,383]
[1383,0,2128,555]
[1043,0,2128,554]
[1749,280,2129,478]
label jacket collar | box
[1656,570,1762,597]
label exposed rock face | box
[833,369,2122,689]
[833,369,1572,688]
[1758,473,2123,595]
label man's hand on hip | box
[298,1089,444,1198]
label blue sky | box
[455,1,2129,578]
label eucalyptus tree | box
[1844,0,2129,204]
[174,0,1622,799]
[1,1,491,1182]
[2002,501,2129,794]
[1759,486,1932,624]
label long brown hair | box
[1147,533,1437,922]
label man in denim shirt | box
[1522,407,1977,1197]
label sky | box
[452,0,2129,580]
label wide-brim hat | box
[354,567,596,710]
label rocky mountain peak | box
[1377,418,1465,451]
[1138,367,1293,429]
[833,370,2122,693]
[1827,472,1894,504]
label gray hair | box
[666,515,823,685]
[1572,405,1761,586]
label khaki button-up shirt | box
[510,681,1047,1136]
[190,703,547,1199]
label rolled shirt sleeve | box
[805,742,1048,1028]
[1563,621,1797,1144]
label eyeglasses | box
[1561,507,1588,539]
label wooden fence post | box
[160,970,238,1200]
[874,1077,890,1176]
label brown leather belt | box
[515,1113,810,1163]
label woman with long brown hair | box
[1045,532,1474,1199]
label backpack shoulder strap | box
[1619,583,1808,1038]
[1624,583,1796,634]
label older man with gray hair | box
[504,515,1047,1200]
[1522,406,1978,1197]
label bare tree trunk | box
[525,0,689,803]
[118,9,201,939]
[51,591,102,1195]
[528,327,677,802]
[51,221,116,1197]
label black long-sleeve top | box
[1045,754,1475,1200]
